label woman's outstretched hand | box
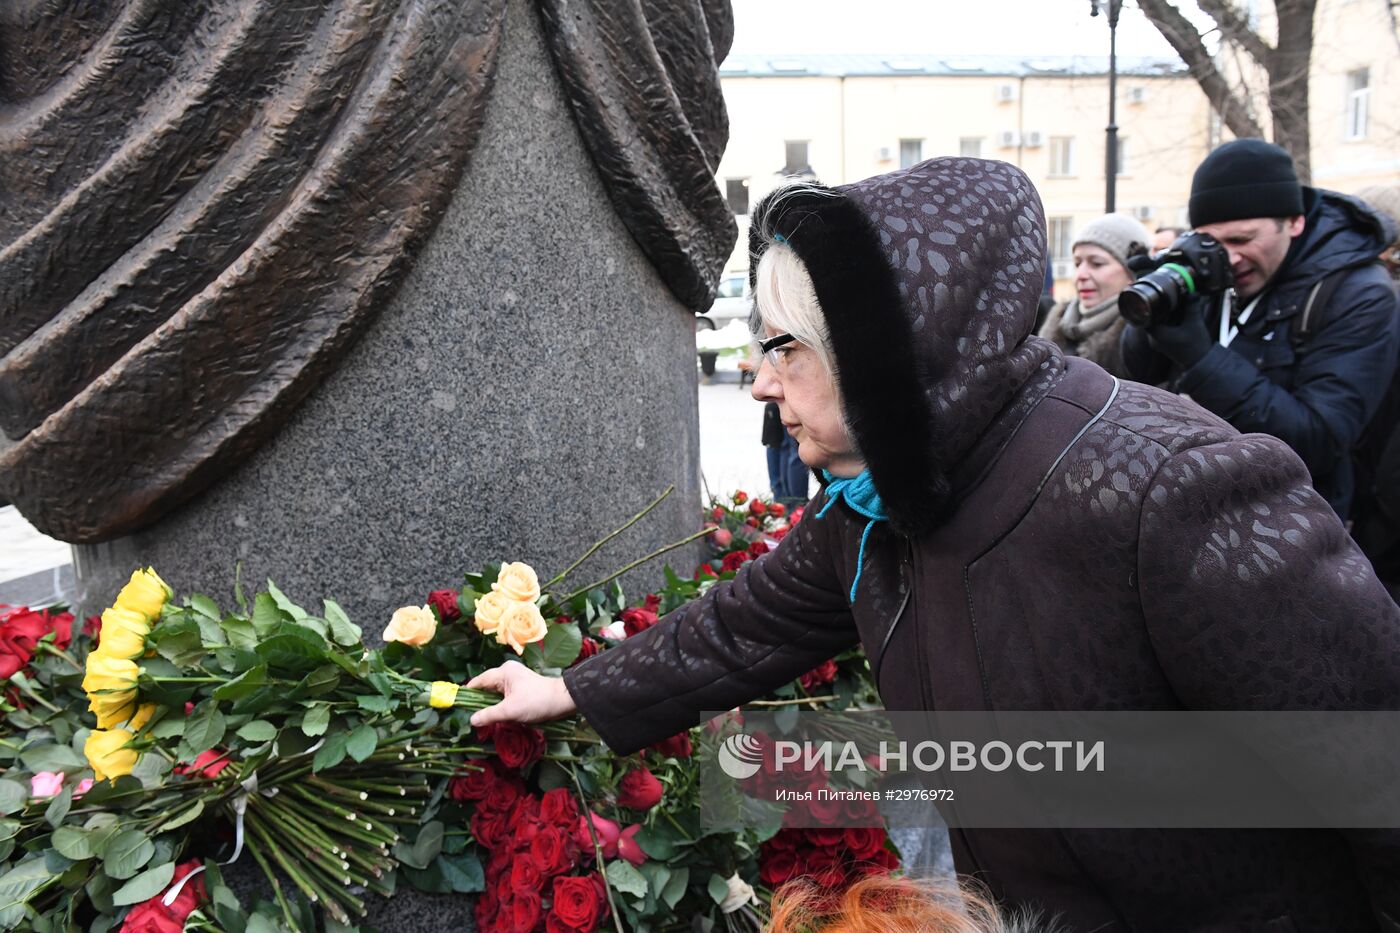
[466,660,578,728]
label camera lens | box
[1120,266,1188,328]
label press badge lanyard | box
[1218,291,1261,348]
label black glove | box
[1144,294,1214,369]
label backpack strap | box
[1291,261,1388,344]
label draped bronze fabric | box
[0,0,735,543]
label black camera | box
[1119,232,1234,328]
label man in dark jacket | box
[470,157,1400,930]
[1121,138,1400,520]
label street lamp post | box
[1091,0,1123,213]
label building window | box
[959,137,983,158]
[725,178,750,216]
[1115,137,1129,175]
[1048,216,1074,261]
[781,140,813,176]
[899,138,924,168]
[1346,68,1370,140]
[1048,136,1075,176]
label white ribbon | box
[160,863,207,907]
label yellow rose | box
[492,562,541,603]
[472,591,510,637]
[428,681,459,709]
[88,691,138,730]
[113,567,171,620]
[83,652,139,699]
[96,606,150,659]
[497,600,548,655]
[127,703,159,733]
[383,605,437,646]
[84,729,139,781]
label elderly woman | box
[469,158,1400,929]
[1037,213,1152,377]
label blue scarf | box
[815,470,888,603]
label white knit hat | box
[1073,214,1153,270]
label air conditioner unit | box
[997,130,1021,148]
[1052,259,1074,279]
[1127,86,1149,105]
[1131,205,1154,222]
[876,146,893,162]
[1022,130,1045,148]
[995,83,1018,103]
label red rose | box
[770,525,790,542]
[571,636,600,666]
[842,795,881,824]
[749,499,767,516]
[471,807,512,850]
[843,827,886,861]
[619,607,657,638]
[508,889,542,933]
[642,593,661,614]
[616,824,647,866]
[759,845,799,886]
[649,731,692,759]
[507,795,542,835]
[510,855,542,892]
[695,564,718,580]
[0,608,49,677]
[426,589,461,623]
[119,859,206,933]
[803,792,844,826]
[82,613,102,642]
[747,540,770,558]
[769,502,787,517]
[711,506,726,522]
[449,760,509,802]
[480,722,546,771]
[799,659,838,691]
[481,773,526,815]
[529,825,580,877]
[790,506,805,524]
[550,874,609,932]
[808,828,844,848]
[720,550,749,573]
[574,813,619,859]
[616,766,663,811]
[709,527,733,548]
[745,517,760,528]
[733,490,748,504]
[174,749,231,780]
[539,788,580,829]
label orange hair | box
[766,873,1015,933]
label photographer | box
[1122,139,1400,520]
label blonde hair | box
[752,242,837,378]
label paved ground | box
[0,364,809,604]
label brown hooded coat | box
[563,158,1400,931]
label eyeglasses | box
[757,332,799,371]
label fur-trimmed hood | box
[748,158,1060,536]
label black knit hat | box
[1189,139,1304,227]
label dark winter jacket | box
[1121,188,1400,518]
[563,159,1400,931]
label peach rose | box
[492,562,541,603]
[383,605,437,646]
[473,591,510,637]
[497,600,548,655]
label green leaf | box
[541,621,583,668]
[0,858,52,928]
[438,852,484,894]
[355,695,390,713]
[411,821,444,868]
[212,665,267,701]
[635,824,680,861]
[0,780,26,816]
[323,600,362,647]
[111,860,175,906]
[254,632,326,675]
[44,785,73,828]
[345,725,378,763]
[220,618,259,651]
[707,872,729,906]
[52,826,95,860]
[301,705,331,737]
[155,798,205,833]
[189,594,223,621]
[184,701,227,755]
[291,664,340,698]
[153,618,206,667]
[20,743,85,773]
[101,829,155,880]
[607,860,648,900]
[311,733,348,772]
[660,866,689,909]
[251,593,288,637]
[236,720,277,742]
[150,718,185,740]
[266,580,308,621]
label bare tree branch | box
[1195,0,1274,62]
[1135,0,1267,139]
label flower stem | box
[571,765,626,933]
[245,834,304,933]
[564,528,712,602]
[544,485,676,591]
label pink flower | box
[617,824,648,866]
[29,771,64,798]
[73,778,94,798]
